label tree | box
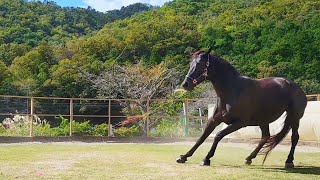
[83,61,180,133]
[0,60,7,84]
[8,43,54,95]
[0,43,31,66]
[106,3,156,21]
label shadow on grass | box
[178,161,320,176]
[206,163,320,176]
[256,166,320,175]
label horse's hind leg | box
[284,90,306,168]
[245,125,270,165]
[285,119,300,168]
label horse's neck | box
[211,80,233,100]
[210,73,239,100]
[209,56,241,99]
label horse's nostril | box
[182,82,188,88]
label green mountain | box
[0,0,155,64]
[1,0,320,97]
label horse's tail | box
[261,113,292,165]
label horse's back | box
[249,77,307,124]
[255,77,292,103]
[259,77,306,105]
[256,77,306,102]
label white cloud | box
[83,0,170,12]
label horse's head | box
[182,48,212,91]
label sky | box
[51,0,172,12]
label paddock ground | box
[0,141,320,180]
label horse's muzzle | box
[182,80,194,91]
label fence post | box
[199,108,204,133]
[29,97,34,137]
[182,100,188,137]
[146,100,150,137]
[69,98,73,136]
[108,99,112,137]
[317,94,320,101]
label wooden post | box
[29,97,34,137]
[69,98,73,136]
[317,94,320,101]
[146,100,150,137]
[108,100,112,137]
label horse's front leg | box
[201,120,243,166]
[176,111,222,163]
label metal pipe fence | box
[306,94,320,101]
[0,94,318,138]
[0,95,215,137]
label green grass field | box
[0,142,319,180]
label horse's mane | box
[192,51,205,59]
[192,50,240,76]
[212,55,240,76]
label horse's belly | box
[249,107,287,126]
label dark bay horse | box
[176,48,307,168]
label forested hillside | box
[0,0,154,64]
[1,0,319,98]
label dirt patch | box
[0,141,319,152]
[220,142,320,153]
[0,136,319,147]
[145,163,178,176]
[159,141,320,153]
[33,159,75,172]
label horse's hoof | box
[245,159,252,165]
[285,162,294,168]
[176,155,187,163]
[200,159,211,166]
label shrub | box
[113,125,141,137]
[187,126,204,137]
[0,115,33,136]
[0,126,6,134]
[92,124,109,136]
[72,120,93,136]
[33,123,60,136]
[55,117,70,136]
[54,117,96,136]
[151,118,184,137]
[150,118,204,138]
[0,115,141,137]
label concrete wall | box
[208,101,320,141]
